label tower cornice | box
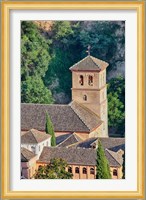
[71,84,107,91]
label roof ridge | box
[69,55,89,70]
[30,129,38,143]
[73,133,83,142]
[106,149,121,165]
[66,140,81,148]
[21,152,28,161]
[71,100,101,121]
[90,55,108,66]
[57,134,73,147]
[21,103,70,106]
[70,102,91,131]
[90,138,98,146]
[89,56,100,69]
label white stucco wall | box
[21,137,51,159]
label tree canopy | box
[107,76,125,136]
[96,140,111,179]
[21,76,54,104]
[21,21,51,79]
[45,113,56,146]
[34,158,73,179]
[21,21,54,104]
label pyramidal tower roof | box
[69,55,109,72]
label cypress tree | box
[96,140,111,179]
[45,113,56,146]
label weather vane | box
[86,45,91,55]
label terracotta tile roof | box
[57,133,82,147]
[68,137,125,167]
[105,150,121,167]
[21,129,51,144]
[70,101,103,131]
[38,147,96,166]
[69,137,125,150]
[69,137,98,148]
[21,101,102,132]
[56,133,72,145]
[99,138,125,151]
[106,149,123,166]
[21,147,36,162]
[69,55,109,71]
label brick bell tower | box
[69,51,109,137]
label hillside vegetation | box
[21,20,125,137]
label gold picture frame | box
[1,1,145,199]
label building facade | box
[21,54,125,179]
[70,55,109,137]
[21,129,51,158]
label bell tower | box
[69,54,109,137]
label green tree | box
[107,76,125,136]
[44,21,125,104]
[21,21,51,80]
[21,76,54,104]
[52,21,74,40]
[79,21,125,72]
[96,140,111,179]
[108,92,124,127]
[44,21,82,102]
[34,158,73,179]
[21,21,54,104]
[45,113,56,146]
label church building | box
[21,54,125,179]
[21,54,109,139]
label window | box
[90,168,94,175]
[88,75,93,86]
[68,166,72,173]
[79,75,84,86]
[31,146,35,153]
[83,95,87,101]
[83,167,87,174]
[113,169,118,176]
[39,145,40,151]
[75,167,79,174]
[46,141,48,146]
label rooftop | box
[69,137,125,151]
[38,147,97,166]
[21,129,51,144]
[57,133,82,147]
[68,137,125,167]
[21,147,36,162]
[21,101,102,132]
[69,55,109,72]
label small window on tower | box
[79,75,84,86]
[88,75,93,86]
[83,95,87,101]
[113,169,118,176]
